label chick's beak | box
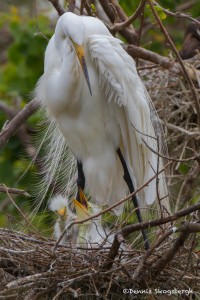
[57,207,66,217]
[73,199,91,222]
[73,189,91,221]
[73,42,92,96]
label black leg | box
[76,160,85,201]
[117,148,150,250]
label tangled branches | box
[0,217,199,299]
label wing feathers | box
[89,34,167,207]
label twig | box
[151,222,200,275]
[0,247,36,254]
[0,185,30,197]
[5,188,46,238]
[110,0,146,31]
[179,233,196,280]
[153,1,200,26]
[99,0,138,44]
[48,0,65,16]
[141,137,200,163]
[0,99,39,149]
[177,0,196,11]
[6,271,57,289]
[132,229,173,280]
[67,0,76,13]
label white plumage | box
[49,195,78,245]
[36,12,168,216]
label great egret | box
[49,195,78,246]
[36,12,168,249]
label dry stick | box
[99,0,138,44]
[136,8,145,67]
[110,0,132,24]
[136,223,200,281]
[153,1,200,26]
[80,0,84,15]
[147,0,200,129]
[6,271,58,289]
[0,99,39,149]
[177,0,196,12]
[67,0,76,13]
[48,0,65,16]
[151,222,200,275]
[0,101,38,159]
[125,36,200,81]
[125,44,173,68]
[110,0,146,31]
[179,232,196,280]
[132,229,174,280]
[102,202,200,270]
[4,187,47,239]
[52,161,172,253]
[0,185,30,197]
[141,137,200,163]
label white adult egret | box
[36,12,168,249]
[49,195,78,246]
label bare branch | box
[110,0,146,31]
[177,0,196,11]
[151,222,200,275]
[99,0,138,44]
[153,1,200,26]
[0,99,39,149]
[0,185,30,197]
[67,0,76,13]
[48,0,65,16]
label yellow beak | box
[73,189,92,222]
[57,206,66,217]
[72,42,92,96]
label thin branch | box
[132,229,173,280]
[141,137,200,163]
[151,223,200,275]
[153,1,200,26]
[5,188,46,238]
[99,0,138,44]
[0,99,39,149]
[67,0,76,13]
[48,0,65,16]
[0,185,30,197]
[177,0,196,11]
[6,271,58,290]
[110,0,146,31]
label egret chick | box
[49,195,78,246]
[73,191,115,248]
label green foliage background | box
[0,1,199,233]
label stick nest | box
[0,228,199,299]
